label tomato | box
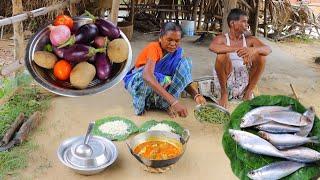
[53,60,72,81]
[54,15,74,29]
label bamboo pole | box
[130,0,135,24]
[222,0,238,33]
[12,0,25,68]
[264,0,268,37]
[0,0,80,27]
[253,0,260,36]
[110,0,120,25]
[197,0,204,30]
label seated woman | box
[124,22,206,118]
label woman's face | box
[159,30,181,53]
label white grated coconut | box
[148,123,174,132]
[98,120,129,136]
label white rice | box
[98,120,129,136]
[148,123,174,132]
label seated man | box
[124,22,206,118]
[209,8,272,108]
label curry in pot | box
[133,140,182,160]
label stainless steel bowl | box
[57,135,118,175]
[25,17,133,97]
[127,130,190,168]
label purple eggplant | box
[84,10,120,40]
[63,44,106,63]
[53,46,66,59]
[59,23,99,48]
[93,36,109,48]
[95,53,112,80]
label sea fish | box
[247,161,306,180]
[255,122,301,134]
[295,107,316,137]
[241,106,292,128]
[280,147,320,163]
[229,129,283,158]
[254,111,310,127]
[258,131,319,149]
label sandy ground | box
[1,33,320,180]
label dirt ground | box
[1,32,320,180]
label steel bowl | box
[25,17,133,97]
[127,130,190,168]
[57,135,118,175]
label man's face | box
[230,15,249,33]
[159,30,181,53]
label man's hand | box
[236,47,257,66]
[195,95,206,105]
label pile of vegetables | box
[194,104,230,124]
[222,95,320,180]
[33,12,129,89]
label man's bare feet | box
[218,94,228,108]
[243,89,254,101]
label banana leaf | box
[222,95,320,180]
[92,116,139,141]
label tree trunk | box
[222,0,238,33]
[253,0,260,36]
[12,0,25,66]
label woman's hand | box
[195,95,206,105]
[170,101,188,118]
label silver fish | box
[258,131,319,149]
[255,122,301,134]
[247,161,306,180]
[295,107,316,137]
[241,106,292,128]
[255,111,310,127]
[229,129,283,158]
[280,147,320,163]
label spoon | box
[75,122,94,158]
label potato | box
[33,51,58,69]
[107,38,128,63]
[70,62,96,89]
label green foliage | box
[0,87,51,137]
[92,116,139,141]
[139,119,185,136]
[0,142,38,179]
[0,72,32,99]
[222,95,320,180]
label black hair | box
[227,8,248,27]
[160,22,183,37]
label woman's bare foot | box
[218,94,228,108]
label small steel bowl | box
[127,130,190,168]
[57,135,118,175]
[25,17,133,97]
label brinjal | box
[53,46,66,59]
[59,23,99,48]
[62,44,106,63]
[93,36,109,48]
[95,53,112,80]
[84,10,120,40]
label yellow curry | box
[133,140,181,160]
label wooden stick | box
[1,113,25,145]
[12,0,25,65]
[264,0,268,37]
[0,0,80,27]
[110,0,120,25]
[290,83,299,101]
[15,111,41,143]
